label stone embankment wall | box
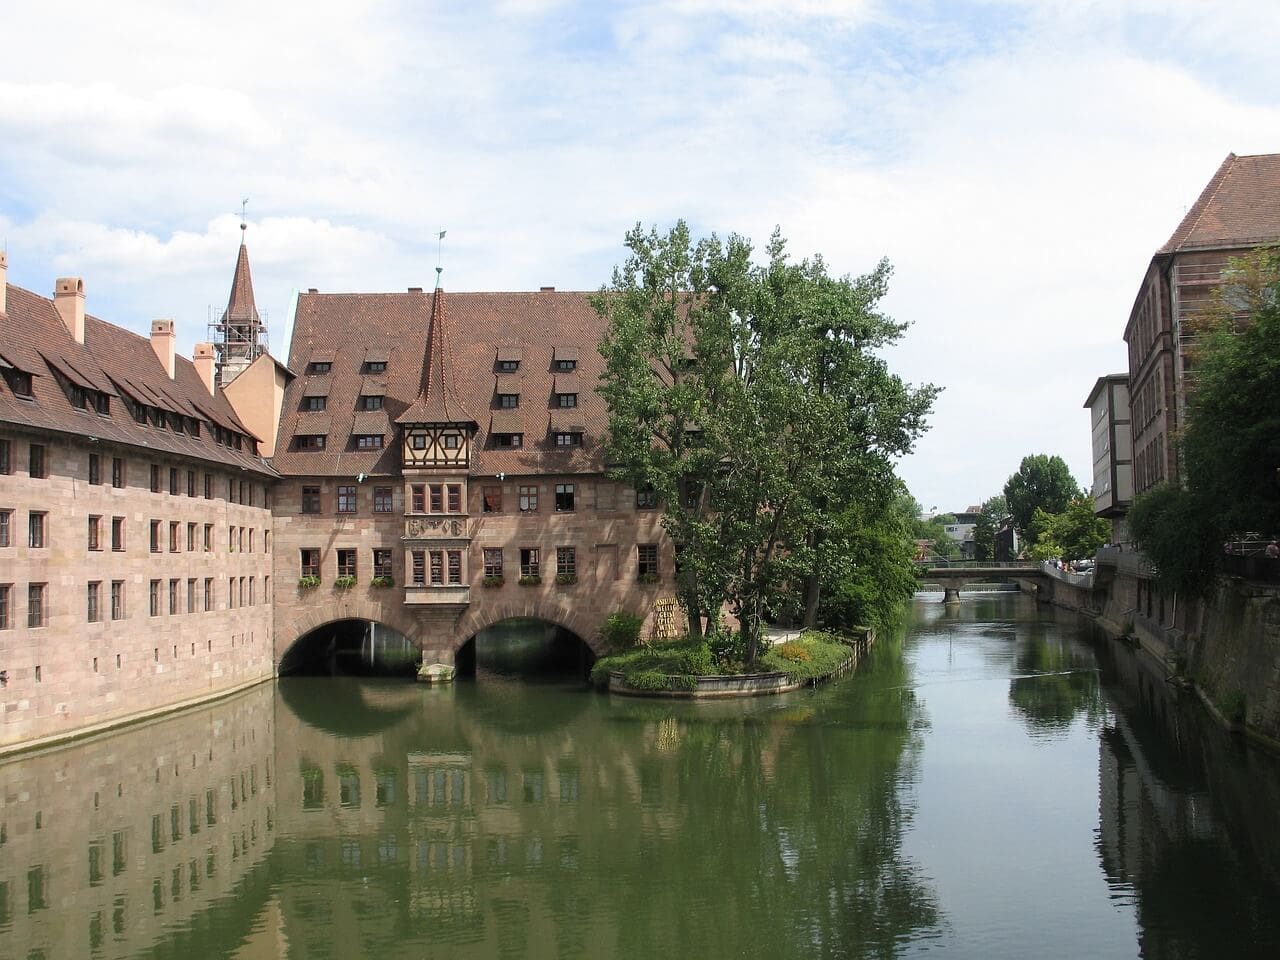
[1039,549,1280,747]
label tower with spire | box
[211,210,267,387]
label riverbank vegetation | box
[590,630,855,691]
[595,222,937,660]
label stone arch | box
[452,595,605,657]
[276,593,425,666]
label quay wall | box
[1037,551,1280,746]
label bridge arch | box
[276,594,426,671]
[453,597,605,658]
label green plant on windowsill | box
[556,573,578,585]
[482,576,505,588]
[298,575,321,590]
[334,575,357,590]
[518,574,542,586]
[370,576,394,588]
[637,572,660,585]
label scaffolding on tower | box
[207,216,268,387]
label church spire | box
[212,208,266,386]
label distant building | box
[1123,153,1280,497]
[942,506,981,559]
[1083,374,1133,542]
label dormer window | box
[555,359,576,372]
[498,393,519,409]
[308,361,331,374]
[492,433,523,449]
[498,359,519,373]
[360,395,384,411]
[302,396,326,412]
[362,361,387,374]
[2,369,33,398]
[554,432,583,447]
[296,435,326,451]
[355,434,384,449]
[94,393,110,415]
[442,434,460,450]
[555,392,577,408]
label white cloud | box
[1,0,1277,512]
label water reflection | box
[5,600,1280,958]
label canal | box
[3,592,1280,958]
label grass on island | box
[590,629,855,692]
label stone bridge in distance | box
[915,560,1050,602]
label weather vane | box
[239,198,249,233]
[435,229,447,287]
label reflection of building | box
[0,247,278,750]
[1083,374,1132,541]
[0,684,275,957]
[1121,153,1280,497]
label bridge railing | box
[913,560,1038,570]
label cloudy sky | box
[3,0,1278,511]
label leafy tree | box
[596,221,937,661]
[1180,249,1280,537]
[1025,498,1109,561]
[1127,484,1221,596]
[1002,455,1081,541]
[972,494,1007,561]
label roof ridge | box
[1158,153,1236,254]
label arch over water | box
[280,617,419,676]
[453,598,605,657]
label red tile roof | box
[274,288,612,477]
[1159,153,1280,254]
[0,282,277,476]
[222,239,261,328]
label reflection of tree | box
[1007,631,1104,733]
[267,629,941,958]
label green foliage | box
[556,573,578,585]
[298,575,321,589]
[518,574,541,586]
[758,631,853,681]
[1128,483,1222,597]
[1025,498,1109,561]
[333,575,356,590]
[370,576,394,588]
[481,576,504,588]
[600,611,645,650]
[1181,249,1280,538]
[972,495,1006,562]
[595,221,937,660]
[625,670,677,691]
[818,493,919,631]
[1003,454,1081,541]
[590,637,713,689]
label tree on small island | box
[595,221,937,661]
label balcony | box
[404,584,471,606]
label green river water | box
[3,592,1280,959]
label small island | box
[590,621,874,698]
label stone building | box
[0,248,278,751]
[270,282,672,673]
[1123,152,1280,498]
[1083,374,1132,541]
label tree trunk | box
[802,528,822,627]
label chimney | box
[151,319,176,378]
[0,251,7,315]
[54,277,85,343]
[193,342,216,395]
